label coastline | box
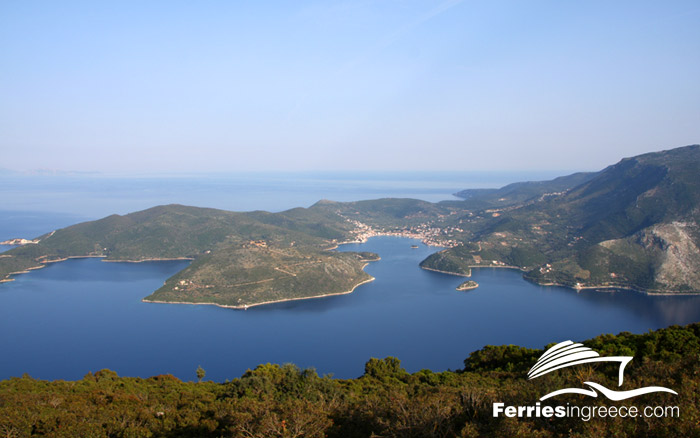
[1,255,108,283]
[335,233,447,249]
[433,262,700,295]
[421,261,700,296]
[42,255,106,263]
[420,262,528,278]
[0,255,193,284]
[528,278,700,296]
[419,266,471,277]
[143,275,376,310]
[467,264,527,272]
[102,257,194,263]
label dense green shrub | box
[1,323,698,437]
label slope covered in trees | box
[1,323,696,437]
[421,145,700,293]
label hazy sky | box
[1,1,699,172]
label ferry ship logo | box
[528,340,677,401]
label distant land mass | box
[1,145,698,306]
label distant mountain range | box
[1,145,698,305]
[453,171,598,208]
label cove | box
[1,236,700,382]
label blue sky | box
[1,1,699,172]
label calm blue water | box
[2,236,699,382]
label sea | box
[2,172,700,382]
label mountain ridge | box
[423,144,700,292]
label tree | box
[196,365,206,383]
[363,357,408,381]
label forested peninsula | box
[1,145,699,307]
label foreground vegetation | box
[2,323,698,437]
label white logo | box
[528,340,677,401]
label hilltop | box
[421,145,700,293]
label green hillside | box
[0,204,377,307]
[422,145,700,293]
[454,171,598,209]
[146,244,377,308]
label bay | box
[2,236,699,382]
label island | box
[1,145,699,304]
[456,280,479,291]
